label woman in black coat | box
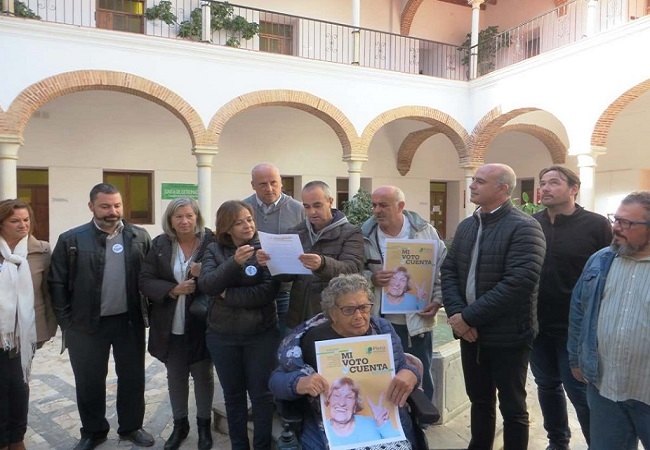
[198,200,280,450]
[140,197,215,450]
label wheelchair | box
[276,358,440,450]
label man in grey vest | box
[243,163,304,333]
[48,183,153,450]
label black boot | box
[164,417,190,450]
[197,417,213,450]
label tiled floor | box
[25,333,598,450]
[25,335,231,450]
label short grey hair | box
[162,197,205,238]
[303,180,332,199]
[320,274,374,319]
[494,164,517,196]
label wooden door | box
[429,183,447,239]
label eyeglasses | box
[337,303,374,316]
[607,214,650,230]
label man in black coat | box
[48,183,153,450]
[441,163,546,450]
[532,166,612,450]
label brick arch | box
[496,124,567,164]
[470,107,541,161]
[207,90,358,158]
[3,70,207,146]
[592,78,650,147]
[362,106,469,170]
[401,0,425,35]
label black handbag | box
[189,293,214,323]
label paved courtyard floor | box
[24,333,598,450]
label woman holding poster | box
[269,274,420,450]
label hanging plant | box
[457,26,510,77]
[177,2,259,46]
[145,1,178,26]
[14,0,41,19]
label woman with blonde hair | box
[0,199,57,450]
[140,197,215,450]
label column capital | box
[342,155,368,163]
[573,145,606,168]
[192,145,218,166]
[467,0,485,8]
[0,134,24,146]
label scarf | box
[0,235,36,382]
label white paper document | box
[258,231,312,276]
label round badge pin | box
[245,265,258,276]
[112,243,124,254]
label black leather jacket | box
[48,220,151,333]
[441,201,546,347]
[198,236,279,336]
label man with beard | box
[531,166,611,450]
[48,183,153,450]
[568,191,650,450]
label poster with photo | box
[315,334,405,450]
[381,239,436,314]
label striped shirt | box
[596,255,650,405]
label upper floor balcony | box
[3,0,650,81]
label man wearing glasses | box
[531,166,611,450]
[569,191,650,450]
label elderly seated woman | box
[269,274,421,450]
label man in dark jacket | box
[532,166,612,450]
[243,163,304,333]
[441,163,546,450]
[48,183,153,450]
[258,181,364,328]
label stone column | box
[462,163,481,218]
[585,0,599,37]
[0,135,23,199]
[575,145,605,211]
[201,1,212,42]
[192,145,218,217]
[2,0,15,14]
[345,158,365,197]
[351,0,361,65]
[467,0,485,79]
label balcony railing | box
[6,0,649,80]
[10,0,466,81]
[491,0,648,74]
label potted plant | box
[342,189,373,226]
[457,25,510,77]
[147,1,259,47]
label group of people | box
[0,161,647,450]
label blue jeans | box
[530,332,590,449]
[206,327,281,450]
[392,324,434,401]
[587,384,650,450]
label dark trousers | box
[206,326,281,450]
[0,350,29,446]
[66,313,146,439]
[392,324,434,401]
[460,340,531,450]
[530,332,590,449]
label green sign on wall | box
[161,183,199,200]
